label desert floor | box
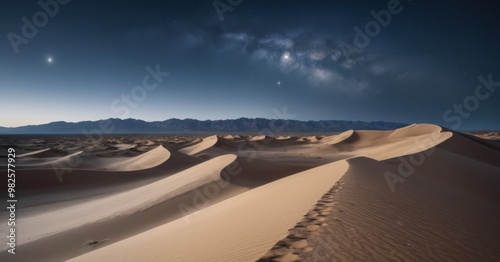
[0,124,499,261]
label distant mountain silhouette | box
[0,118,407,134]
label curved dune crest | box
[388,123,443,139]
[332,124,453,161]
[8,154,237,250]
[320,130,354,145]
[15,146,171,171]
[17,151,84,167]
[297,135,320,143]
[248,135,266,141]
[69,160,350,262]
[365,131,453,161]
[179,135,218,155]
[17,148,52,158]
[98,145,171,171]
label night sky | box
[1,0,499,130]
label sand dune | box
[275,135,291,140]
[0,154,236,251]
[95,145,171,171]
[297,135,320,143]
[247,135,266,141]
[300,148,500,261]
[14,150,84,167]
[70,160,350,262]
[14,145,170,171]
[319,130,353,145]
[330,124,453,160]
[472,132,500,140]
[206,124,453,165]
[17,148,51,157]
[389,123,442,138]
[1,124,499,261]
[69,124,473,262]
[179,135,218,155]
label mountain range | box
[0,118,407,134]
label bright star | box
[281,52,293,65]
[47,57,53,64]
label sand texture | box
[0,124,498,261]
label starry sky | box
[1,0,499,130]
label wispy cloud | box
[258,35,294,49]
[218,31,388,94]
[223,32,254,43]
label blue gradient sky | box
[1,0,499,130]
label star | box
[277,81,281,85]
[281,52,292,62]
[47,57,53,64]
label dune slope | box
[69,161,350,262]
[13,145,171,171]
[179,135,218,155]
[0,154,236,251]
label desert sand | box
[0,124,499,261]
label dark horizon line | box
[2,118,497,132]
[1,117,408,129]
